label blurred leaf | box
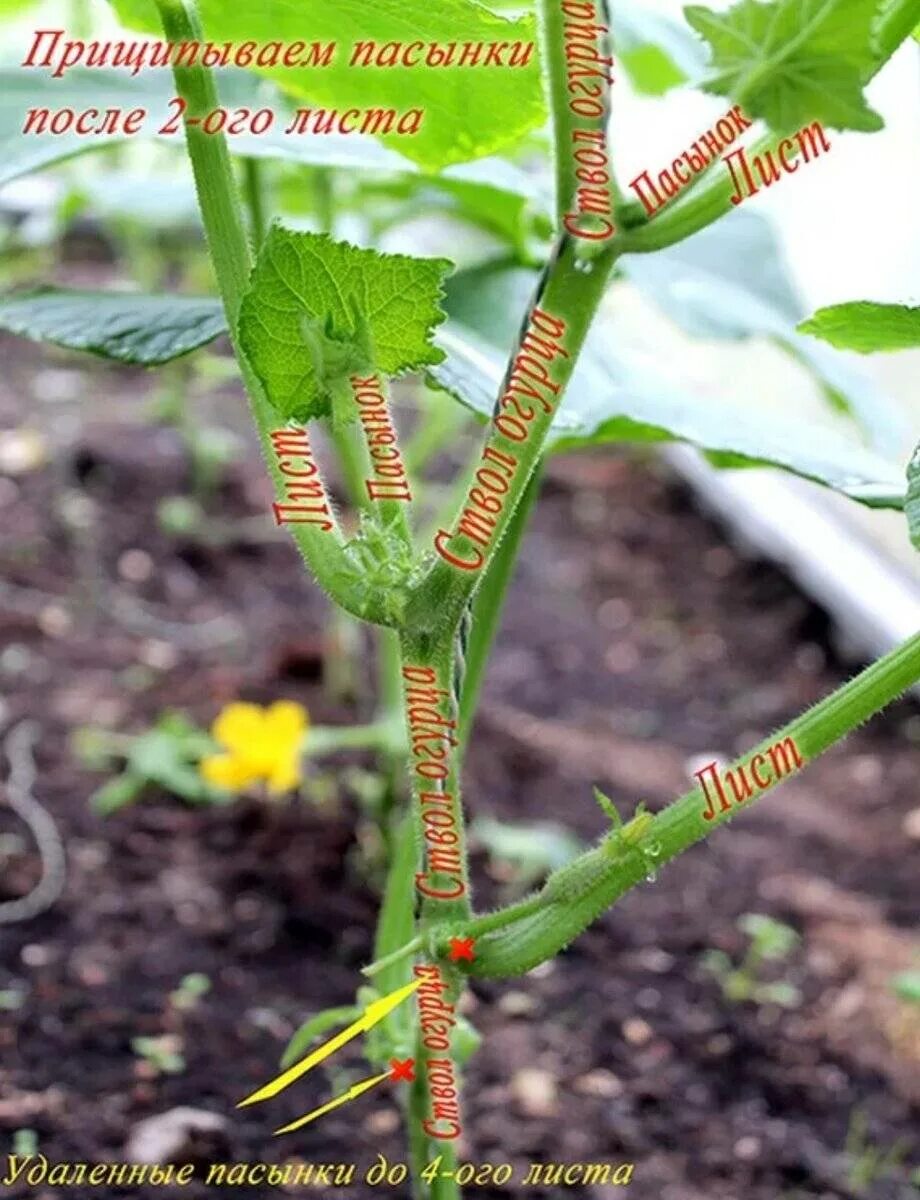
[739,912,799,958]
[0,289,227,365]
[756,980,801,1007]
[621,210,905,455]
[0,68,544,214]
[799,302,920,353]
[91,774,145,816]
[473,816,584,875]
[126,716,217,802]
[433,261,906,508]
[90,713,225,813]
[238,227,450,423]
[614,5,708,94]
[453,1014,482,1065]
[685,0,884,132]
[281,1006,361,1069]
[907,444,920,552]
[108,0,545,170]
[892,970,920,1004]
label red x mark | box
[448,937,476,963]
[389,1058,415,1083]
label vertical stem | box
[329,422,373,514]
[242,158,268,247]
[458,464,542,751]
[153,0,383,622]
[399,628,472,927]
[407,1048,461,1200]
[312,167,336,233]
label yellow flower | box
[200,701,308,796]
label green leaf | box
[433,262,906,508]
[798,302,920,353]
[907,444,920,551]
[238,227,450,423]
[621,210,905,455]
[127,716,217,802]
[109,0,545,170]
[874,0,920,60]
[280,1007,361,1069]
[684,0,884,132]
[0,289,227,365]
[0,67,545,212]
[91,774,145,816]
[615,6,707,95]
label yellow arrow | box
[274,1070,389,1135]
[237,977,422,1108]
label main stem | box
[397,5,623,1192]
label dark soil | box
[1,341,918,1200]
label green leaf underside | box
[109,0,545,170]
[433,262,905,508]
[907,445,920,551]
[798,302,920,353]
[621,211,905,455]
[238,227,450,423]
[0,68,544,209]
[685,0,884,132]
[0,289,227,364]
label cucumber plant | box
[3,0,920,1194]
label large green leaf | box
[109,0,545,171]
[0,289,227,365]
[621,210,905,456]
[685,0,884,132]
[798,302,920,353]
[238,227,451,423]
[0,67,543,210]
[432,263,906,508]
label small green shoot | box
[74,712,227,813]
[844,1109,911,1193]
[0,987,25,1011]
[169,973,212,1012]
[132,1035,186,1076]
[702,913,802,1007]
[12,1130,39,1158]
[892,970,920,1006]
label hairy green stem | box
[153,0,393,627]
[458,465,542,750]
[329,421,373,514]
[406,234,619,636]
[399,628,472,927]
[615,2,920,258]
[396,10,621,1184]
[438,630,920,976]
[306,722,403,757]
